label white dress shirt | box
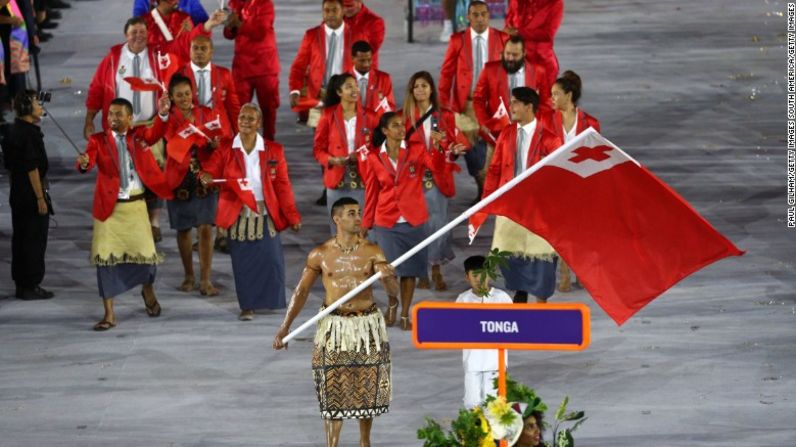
[324,23,345,79]
[517,119,538,172]
[233,133,267,205]
[563,112,578,143]
[380,141,407,223]
[511,65,526,89]
[115,44,156,122]
[470,27,489,70]
[111,130,144,199]
[345,115,357,154]
[190,61,213,107]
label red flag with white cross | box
[468,128,744,325]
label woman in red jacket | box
[547,70,601,143]
[363,111,446,330]
[314,73,378,234]
[547,70,600,292]
[162,73,232,296]
[401,71,468,291]
[200,103,301,321]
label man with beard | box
[472,35,551,172]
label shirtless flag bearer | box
[273,197,399,447]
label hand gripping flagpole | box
[280,129,600,345]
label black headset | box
[14,92,35,117]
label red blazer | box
[289,23,353,100]
[78,122,170,221]
[163,105,234,190]
[482,121,562,198]
[401,107,464,198]
[223,0,280,78]
[505,0,563,86]
[345,4,385,67]
[86,44,166,131]
[313,103,378,188]
[143,10,209,65]
[362,141,446,229]
[439,27,508,113]
[178,63,241,133]
[204,137,300,231]
[349,68,395,115]
[541,108,601,143]
[472,60,551,140]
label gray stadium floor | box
[0,0,793,446]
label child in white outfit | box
[455,255,513,408]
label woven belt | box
[327,303,378,317]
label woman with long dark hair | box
[401,71,468,291]
[313,73,378,233]
[163,73,233,296]
[362,111,446,330]
[546,70,600,292]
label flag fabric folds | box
[469,128,743,325]
[166,123,205,163]
[227,178,258,212]
[123,77,163,92]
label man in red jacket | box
[289,0,352,111]
[349,40,394,115]
[438,0,508,203]
[179,35,241,133]
[482,87,562,304]
[143,1,227,64]
[342,0,385,68]
[505,0,563,87]
[77,97,172,331]
[224,0,280,140]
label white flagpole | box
[280,128,598,344]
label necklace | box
[333,237,359,254]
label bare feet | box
[199,280,219,296]
[417,276,430,290]
[177,276,197,292]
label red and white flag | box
[468,128,744,325]
[202,114,224,139]
[123,77,163,92]
[479,97,511,144]
[167,123,204,163]
[157,51,180,86]
[228,177,258,212]
[375,96,392,113]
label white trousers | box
[463,370,499,409]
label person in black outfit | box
[3,89,54,300]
